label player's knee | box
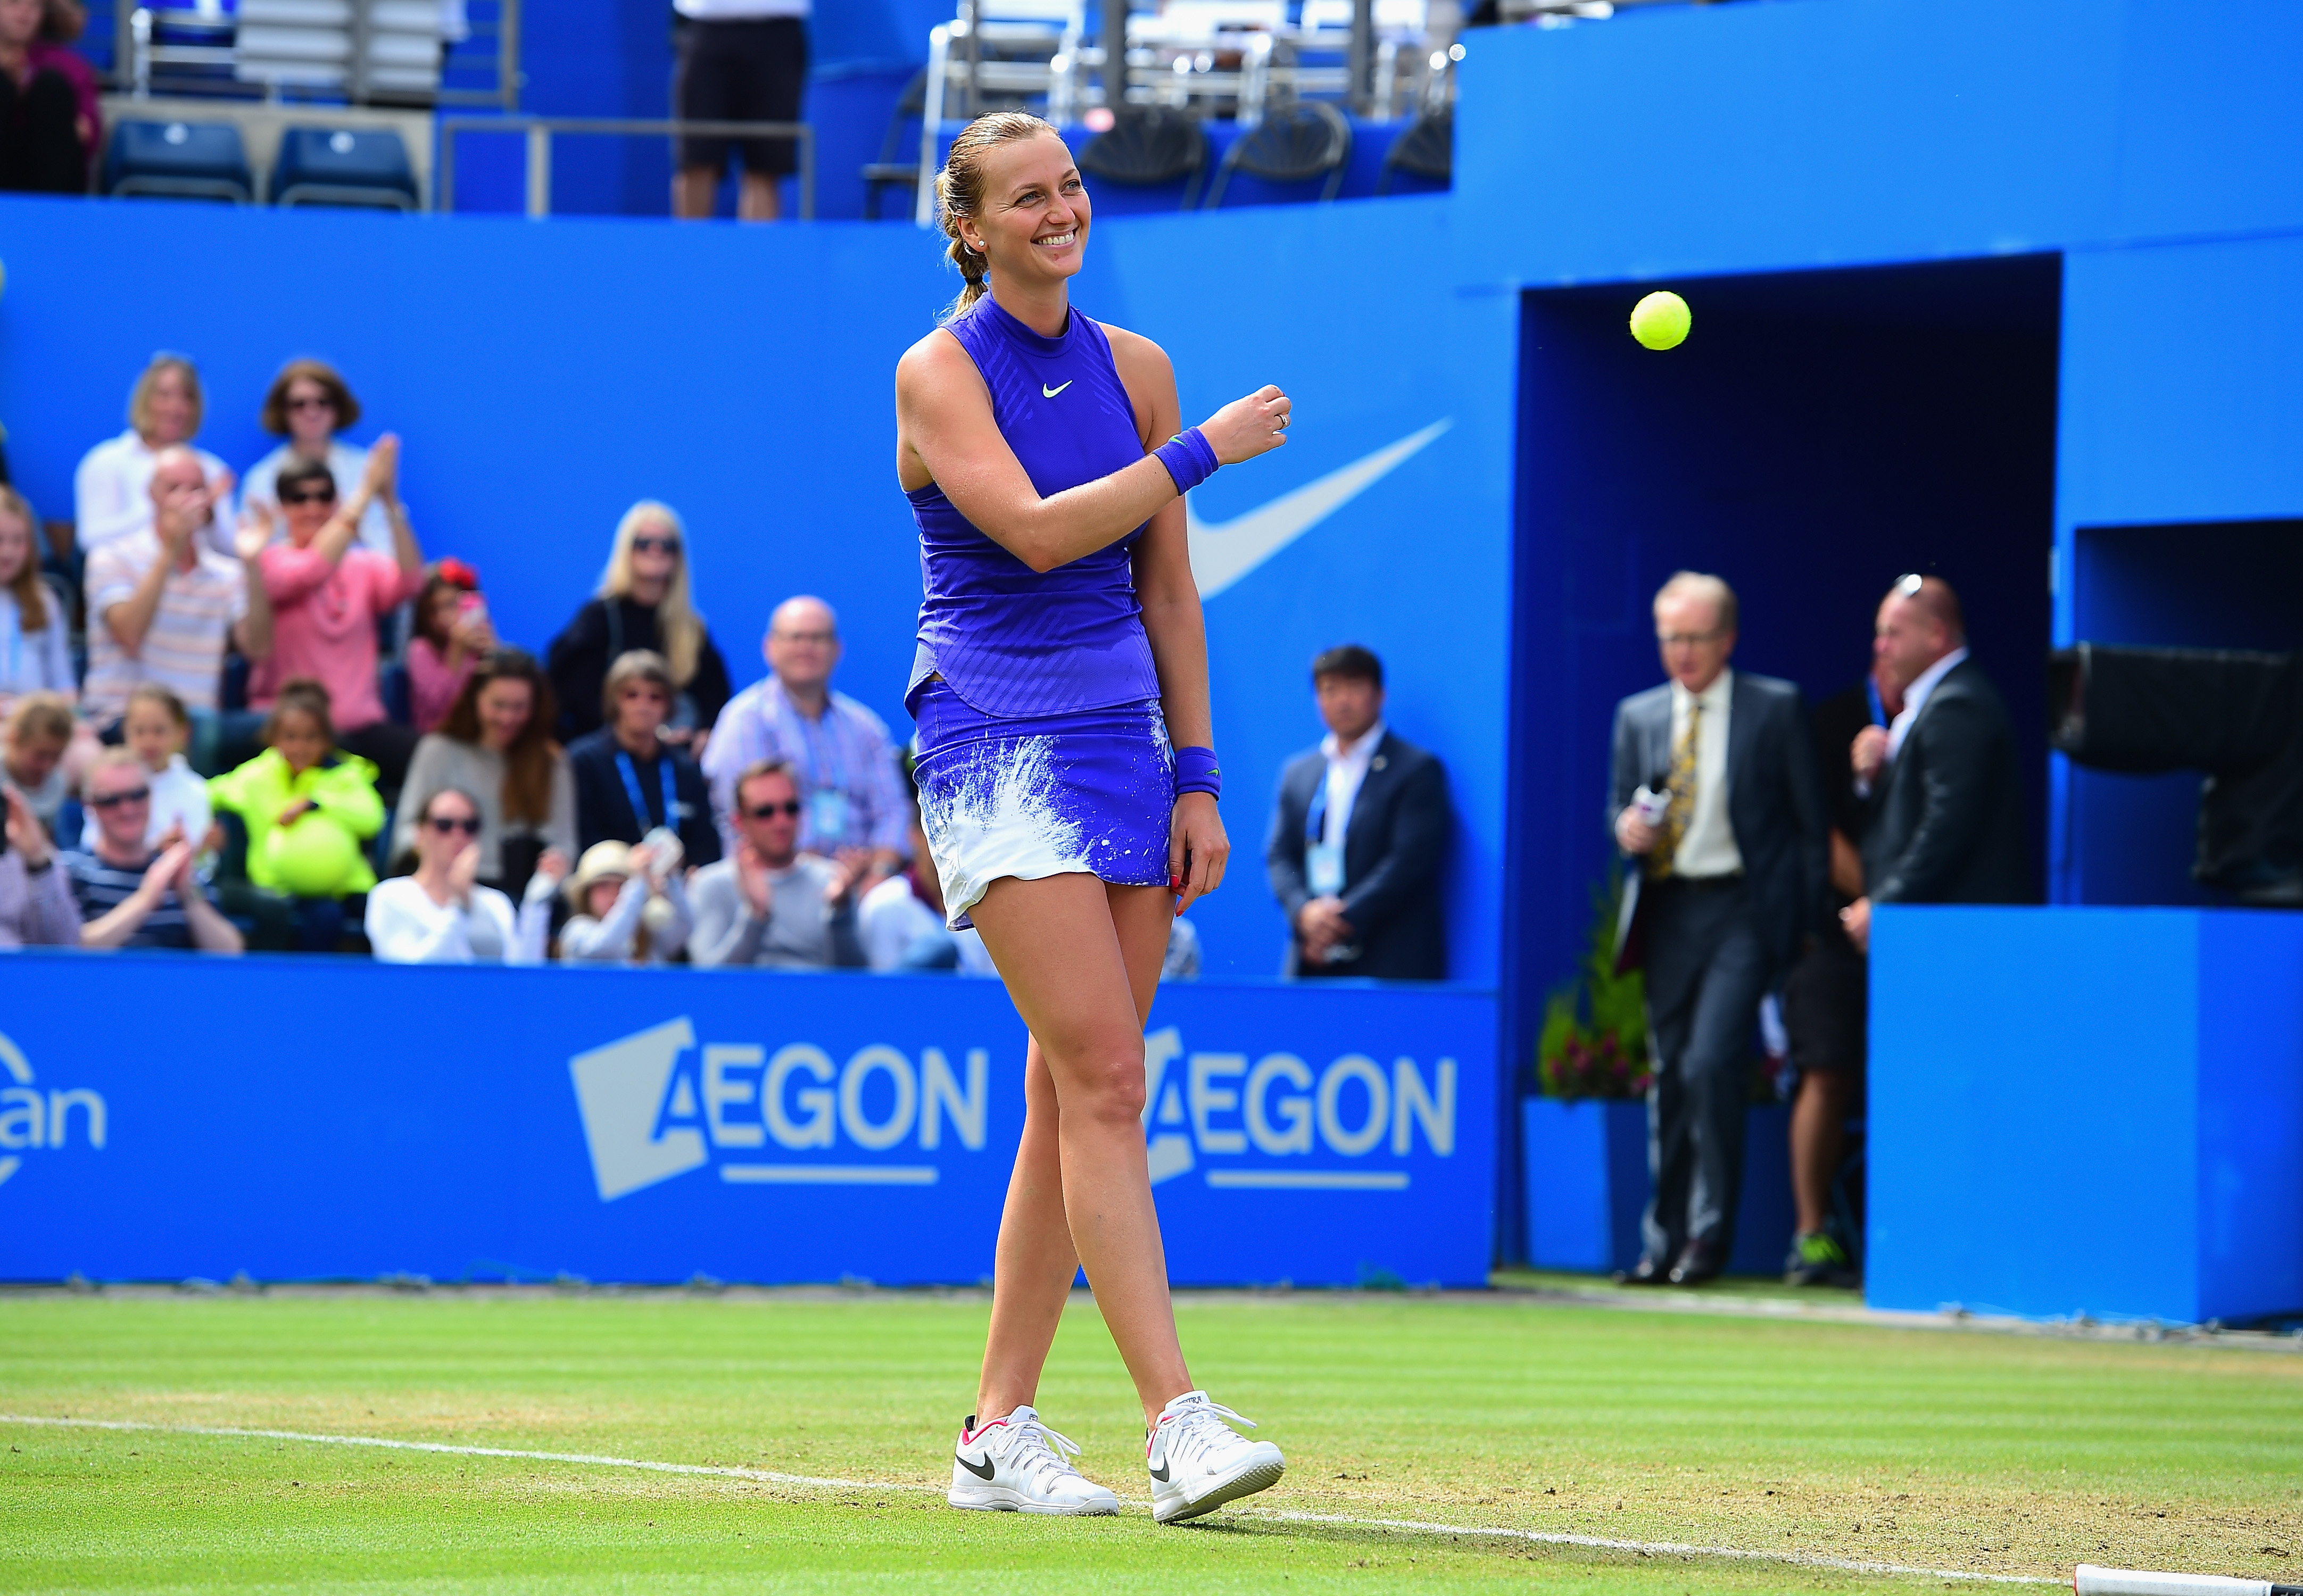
[1066,1051,1147,1124]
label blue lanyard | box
[615,750,678,833]
[1304,776,1330,845]
[1865,676,1889,729]
[785,691,846,794]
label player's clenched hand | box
[1169,791,1229,916]
[1199,385,1292,465]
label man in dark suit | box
[1609,573,1827,1286]
[1265,644,1449,980]
[1842,575,2033,955]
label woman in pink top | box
[244,436,427,796]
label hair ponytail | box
[934,111,1059,321]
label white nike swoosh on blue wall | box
[1187,418,1453,599]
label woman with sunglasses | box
[242,360,395,555]
[898,114,1290,1521]
[243,442,428,799]
[545,501,732,747]
[365,786,564,965]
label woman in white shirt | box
[365,786,564,965]
[0,486,75,708]
[240,360,394,556]
[73,354,237,554]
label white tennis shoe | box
[1146,1391,1286,1524]
[947,1407,1120,1515]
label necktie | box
[1651,698,1700,878]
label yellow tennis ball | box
[1630,290,1691,351]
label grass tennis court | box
[3,1285,2297,1592]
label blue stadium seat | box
[104,120,254,204]
[270,127,419,211]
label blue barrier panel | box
[0,954,1496,1289]
[1868,905,2303,1324]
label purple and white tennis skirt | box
[911,679,1175,929]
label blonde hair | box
[600,502,703,688]
[934,112,1063,319]
[0,486,49,634]
[128,354,205,439]
[260,358,362,436]
[5,691,73,747]
[1653,570,1739,635]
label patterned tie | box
[1650,697,1700,879]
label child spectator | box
[207,679,383,952]
[567,650,721,867]
[364,786,561,965]
[546,502,731,746]
[3,692,72,834]
[559,837,692,966]
[0,782,78,946]
[242,441,427,799]
[406,559,492,733]
[63,748,242,952]
[75,355,238,554]
[79,684,211,853]
[394,649,575,901]
[0,486,75,706]
[241,360,397,556]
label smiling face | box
[283,376,338,452]
[85,759,153,855]
[766,598,840,696]
[958,132,1089,298]
[734,768,801,869]
[475,676,533,753]
[278,473,338,546]
[124,697,186,771]
[625,516,680,600]
[143,368,196,446]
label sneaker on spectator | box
[1784,1230,1859,1288]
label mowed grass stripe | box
[2,1291,2297,1591]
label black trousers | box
[1639,876,1770,1265]
[0,69,87,194]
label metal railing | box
[437,116,815,219]
[110,0,519,107]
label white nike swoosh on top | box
[1042,380,1073,397]
[1186,419,1451,599]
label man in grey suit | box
[1842,575,2033,954]
[1609,573,1828,1285]
[1266,645,1450,980]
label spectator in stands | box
[0,781,78,946]
[64,747,242,952]
[27,0,98,189]
[1266,644,1451,980]
[75,355,238,554]
[0,486,74,709]
[559,838,693,966]
[1843,574,2033,954]
[690,758,865,969]
[568,650,721,867]
[1608,572,1827,1288]
[79,684,212,854]
[0,0,85,193]
[546,502,731,746]
[3,692,72,834]
[207,679,384,952]
[242,442,427,798]
[670,0,807,222]
[242,360,396,555]
[703,595,907,877]
[858,774,996,975]
[82,447,274,766]
[405,559,491,733]
[365,785,561,965]
[393,649,574,900]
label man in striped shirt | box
[61,750,242,952]
[82,448,274,737]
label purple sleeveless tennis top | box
[907,294,1162,719]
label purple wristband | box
[1174,745,1221,800]
[1154,427,1221,495]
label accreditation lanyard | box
[616,750,678,833]
[1303,774,1345,897]
[1866,676,1889,729]
[788,694,854,844]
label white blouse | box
[0,585,76,699]
[74,430,238,555]
[364,874,553,965]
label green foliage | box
[1536,869,1652,1101]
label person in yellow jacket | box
[208,678,383,951]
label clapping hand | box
[363,434,402,503]
[3,786,50,871]
[736,845,775,918]
[534,849,571,886]
[140,841,194,901]
[448,839,482,903]
[235,500,277,562]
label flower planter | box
[1522,1096,1797,1276]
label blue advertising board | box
[0,954,1496,1289]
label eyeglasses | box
[89,786,152,809]
[1656,630,1727,647]
[773,630,838,646]
[744,800,803,820]
[280,488,337,506]
[285,395,335,412]
[426,814,482,835]
[631,536,681,555]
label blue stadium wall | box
[5,0,2302,1275]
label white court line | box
[0,1414,2057,1586]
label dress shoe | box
[1613,1256,1671,1286]
[1667,1238,1725,1286]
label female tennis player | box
[895,111,1292,1523]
